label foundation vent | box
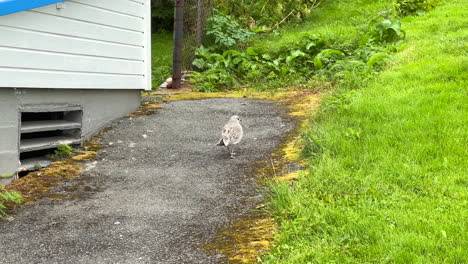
[19,104,83,172]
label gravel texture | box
[0,98,295,264]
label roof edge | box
[0,0,66,16]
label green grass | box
[250,0,394,52]
[151,32,173,89]
[263,0,468,263]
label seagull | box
[217,115,243,158]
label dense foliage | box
[151,0,174,32]
[149,0,321,32]
[190,9,405,92]
[216,0,320,31]
[395,0,439,16]
[190,0,446,92]
[205,10,255,50]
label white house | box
[0,0,152,182]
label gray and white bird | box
[217,115,243,158]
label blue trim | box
[0,0,66,16]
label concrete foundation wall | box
[0,88,140,179]
[0,89,19,179]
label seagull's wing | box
[222,126,233,146]
[229,124,243,144]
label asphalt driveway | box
[0,98,295,264]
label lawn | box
[250,0,394,51]
[151,32,173,89]
[262,0,468,263]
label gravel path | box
[0,98,295,264]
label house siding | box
[0,0,151,90]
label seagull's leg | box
[230,146,236,159]
[226,145,232,158]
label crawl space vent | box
[19,104,83,172]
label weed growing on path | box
[47,144,74,160]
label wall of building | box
[0,89,19,180]
[0,0,152,90]
[0,88,141,181]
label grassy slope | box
[250,0,393,51]
[151,32,173,89]
[263,0,467,263]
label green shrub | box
[0,185,21,217]
[395,0,439,16]
[190,69,237,92]
[216,0,320,30]
[205,10,255,50]
[192,13,406,92]
[365,11,406,44]
[151,0,174,31]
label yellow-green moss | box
[71,151,97,162]
[6,160,83,204]
[83,141,102,152]
[276,170,309,182]
[204,215,277,263]
[127,102,164,117]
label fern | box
[0,185,22,217]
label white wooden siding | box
[0,47,144,74]
[70,0,145,18]
[0,26,145,60]
[0,68,145,88]
[0,0,151,90]
[31,3,145,32]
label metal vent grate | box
[19,104,83,172]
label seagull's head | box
[230,115,241,122]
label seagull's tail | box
[217,138,225,146]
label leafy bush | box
[364,11,406,44]
[191,11,406,92]
[190,69,237,92]
[395,0,439,16]
[151,0,174,32]
[0,185,21,217]
[206,10,255,50]
[215,0,320,31]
